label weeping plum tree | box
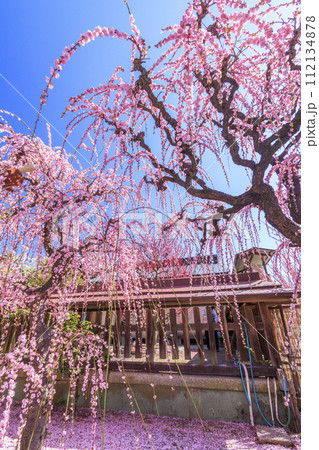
[49,0,300,250]
[0,118,200,448]
[35,0,300,286]
[0,0,301,448]
[0,118,161,447]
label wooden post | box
[96,310,103,325]
[104,310,110,349]
[278,306,301,402]
[282,375,301,433]
[232,307,248,362]
[85,311,94,323]
[220,306,233,362]
[193,307,205,364]
[206,306,218,365]
[182,307,191,360]
[3,325,15,353]
[169,308,179,360]
[95,311,103,336]
[134,313,142,359]
[243,305,263,362]
[113,309,122,359]
[146,308,155,363]
[158,308,167,360]
[258,303,281,367]
[124,310,131,359]
[91,311,98,324]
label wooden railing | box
[2,273,298,379]
[82,300,287,378]
[1,273,300,431]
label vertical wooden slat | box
[278,306,301,399]
[182,307,191,360]
[104,310,110,347]
[4,325,15,353]
[44,312,51,325]
[243,305,263,362]
[15,325,22,346]
[91,311,98,324]
[258,303,281,367]
[158,308,167,360]
[96,310,103,324]
[169,309,179,360]
[134,310,143,359]
[113,309,121,359]
[124,310,131,358]
[220,306,233,362]
[146,308,155,362]
[95,311,103,336]
[282,375,301,433]
[206,306,218,365]
[85,311,94,323]
[232,307,248,362]
[193,307,205,364]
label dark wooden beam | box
[108,361,277,377]
[206,306,218,365]
[169,308,179,360]
[182,307,191,360]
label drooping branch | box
[287,24,301,71]
[131,55,301,245]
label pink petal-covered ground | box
[2,405,300,449]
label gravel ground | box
[1,405,301,449]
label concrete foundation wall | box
[14,371,288,426]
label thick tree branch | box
[287,24,301,71]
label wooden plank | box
[278,306,301,398]
[62,272,260,294]
[81,282,272,297]
[258,303,281,367]
[193,307,205,364]
[206,306,218,365]
[96,310,103,325]
[66,294,293,311]
[54,283,283,303]
[169,309,179,360]
[94,311,103,336]
[104,310,110,348]
[158,308,167,360]
[92,310,98,323]
[243,305,263,362]
[282,375,301,433]
[182,307,191,360]
[113,309,122,359]
[220,306,233,362]
[108,361,277,377]
[3,325,15,353]
[124,310,131,358]
[146,308,155,363]
[68,293,292,308]
[232,307,248,362]
[137,321,263,332]
[134,311,143,359]
[16,324,22,344]
[85,310,94,323]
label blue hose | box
[241,321,290,428]
[281,375,291,428]
[237,350,251,405]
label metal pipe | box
[241,362,254,426]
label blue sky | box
[0,0,278,250]
[0,1,187,146]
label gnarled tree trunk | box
[19,301,52,450]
